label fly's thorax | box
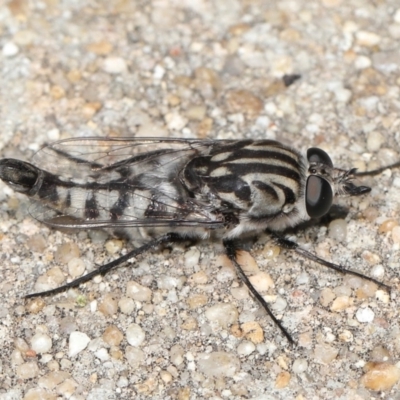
[181,140,310,236]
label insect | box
[0,137,397,343]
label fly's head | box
[305,148,371,219]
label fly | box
[0,137,398,344]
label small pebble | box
[38,371,70,389]
[371,264,384,279]
[2,42,19,57]
[370,345,391,362]
[126,323,145,347]
[313,344,339,364]
[126,281,152,302]
[331,295,352,312]
[275,371,291,389]
[118,297,135,314]
[16,362,40,379]
[105,239,123,255]
[249,272,274,292]
[31,333,52,354]
[236,251,259,273]
[356,31,381,47]
[102,57,128,74]
[361,363,400,391]
[34,267,65,293]
[26,298,46,314]
[338,330,353,342]
[197,352,240,378]
[184,247,201,269]
[94,348,109,361]
[187,294,208,309]
[292,358,308,374]
[237,340,256,356]
[356,307,375,323]
[225,89,263,119]
[69,332,90,357]
[395,9,400,23]
[241,321,264,344]
[205,303,238,328]
[102,325,123,346]
[67,258,85,278]
[55,243,80,264]
[354,55,372,69]
[170,344,185,366]
[98,294,118,316]
[165,112,188,131]
[367,131,385,152]
[392,226,400,244]
[320,288,336,307]
[125,346,144,367]
[328,219,347,242]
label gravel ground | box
[1,1,400,399]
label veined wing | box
[27,137,226,230]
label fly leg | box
[274,236,391,291]
[25,232,185,299]
[223,239,294,344]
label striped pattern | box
[0,138,309,239]
[185,140,305,220]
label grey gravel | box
[1,0,400,398]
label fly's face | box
[305,147,371,219]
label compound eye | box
[306,175,333,218]
[307,148,333,167]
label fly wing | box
[28,137,225,230]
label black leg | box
[223,239,295,344]
[25,232,184,299]
[274,236,391,292]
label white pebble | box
[371,264,385,279]
[292,358,308,374]
[118,297,135,314]
[126,323,145,347]
[197,352,240,378]
[170,344,185,366]
[69,331,90,357]
[2,42,19,57]
[205,303,238,328]
[271,296,288,313]
[334,88,352,103]
[184,248,201,269]
[354,55,372,69]
[16,362,39,379]
[356,31,381,47]
[153,64,165,79]
[31,333,52,354]
[237,340,256,356]
[47,128,60,141]
[356,307,375,323]
[68,258,85,278]
[367,131,385,152]
[328,219,347,242]
[296,272,310,285]
[125,346,145,367]
[102,57,128,74]
[216,265,236,282]
[164,112,188,131]
[94,348,109,361]
[158,275,179,290]
[394,9,400,23]
[126,281,152,302]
